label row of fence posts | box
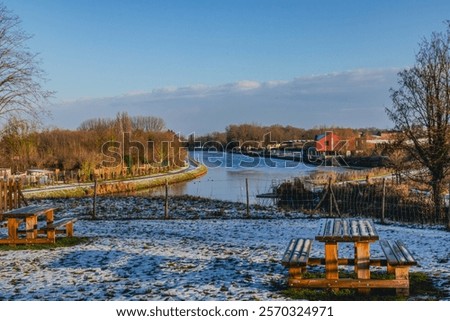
[0,180,28,213]
[86,174,449,224]
[87,173,397,221]
[90,177,252,220]
[45,173,450,226]
[317,177,389,223]
[314,176,450,226]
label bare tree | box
[78,117,111,132]
[0,4,52,123]
[114,112,132,134]
[131,115,165,132]
[386,22,450,229]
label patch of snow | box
[0,196,448,300]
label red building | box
[315,131,341,154]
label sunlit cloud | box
[234,80,262,91]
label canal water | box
[148,151,341,204]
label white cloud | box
[48,68,400,134]
[234,80,262,91]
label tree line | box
[0,112,187,176]
[193,123,380,152]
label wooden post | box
[245,178,250,218]
[92,177,97,219]
[12,181,17,209]
[164,179,169,219]
[0,180,3,212]
[15,180,20,208]
[5,180,8,210]
[8,179,13,210]
[5,180,8,208]
[448,183,450,230]
[330,185,341,217]
[20,190,28,206]
[328,176,333,216]
[447,183,450,231]
[1,180,6,212]
[381,178,386,224]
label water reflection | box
[144,151,317,204]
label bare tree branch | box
[0,4,52,125]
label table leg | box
[325,242,339,280]
[45,209,54,242]
[355,241,370,294]
[25,216,37,239]
[7,218,19,241]
[395,267,410,296]
[46,209,54,224]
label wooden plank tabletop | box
[315,218,379,242]
[1,205,56,218]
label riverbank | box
[22,160,208,199]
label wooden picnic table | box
[283,218,417,295]
[0,205,56,245]
[315,218,379,283]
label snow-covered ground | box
[0,196,449,300]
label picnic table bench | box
[380,239,417,295]
[39,217,78,241]
[281,238,313,279]
[281,218,418,295]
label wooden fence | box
[276,177,447,226]
[0,180,27,213]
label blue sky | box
[3,0,450,134]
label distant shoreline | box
[23,159,207,199]
[231,150,386,169]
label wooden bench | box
[380,239,417,295]
[281,238,313,284]
[41,217,78,242]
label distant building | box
[315,132,341,154]
[365,132,395,147]
[352,131,397,155]
[27,169,54,185]
[26,169,53,176]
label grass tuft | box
[0,237,90,251]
